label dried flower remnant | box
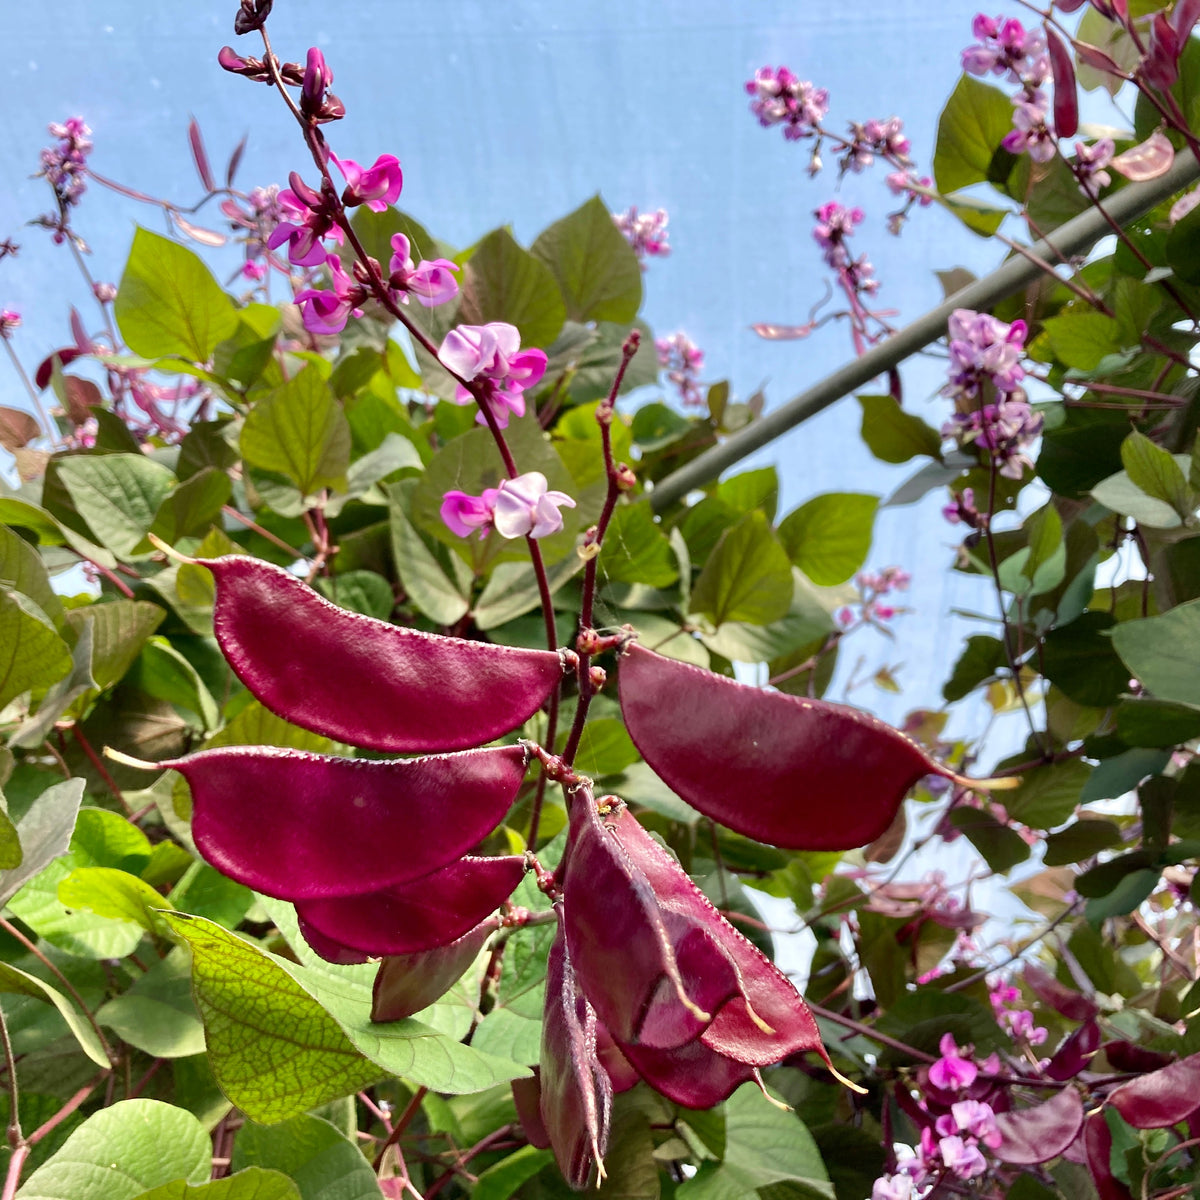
[612,206,670,263]
[655,331,704,407]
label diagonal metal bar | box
[649,148,1200,511]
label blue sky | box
[1,0,1100,739]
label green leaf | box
[1021,503,1064,590]
[875,990,1005,1059]
[810,1126,886,1200]
[699,569,834,663]
[0,958,109,1067]
[1166,198,1200,285]
[1085,866,1160,922]
[1116,697,1200,747]
[1041,611,1131,707]
[947,808,1030,872]
[115,228,238,361]
[15,1099,210,1200]
[939,189,1009,236]
[857,395,942,464]
[1038,406,1135,499]
[1112,599,1200,705]
[0,804,19,872]
[65,600,165,691]
[1121,431,1193,518]
[0,525,62,624]
[1004,758,1091,829]
[676,1084,833,1200]
[473,552,581,630]
[386,484,469,625]
[57,866,175,938]
[1043,819,1123,866]
[132,1169,301,1200]
[128,640,219,732]
[0,779,84,908]
[690,512,793,627]
[324,431,420,519]
[716,467,779,522]
[50,453,177,557]
[97,947,205,1059]
[0,590,71,710]
[598,502,679,588]
[167,863,253,931]
[1092,466,1186,529]
[631,403,691,452]
[559,718,640,778]
[933,74,1018,193]
[240,365,352,498]
[231,1114,381,1200]
[943,635,1006,702]
[151,467,232,543]
[473,1146,555,1200]
[1041,310,1123,371]
[777,493,878,586]
[531,195,642,324]
[1080,749,1170,804]
[161,912,382,1123]
[459,227,566,347]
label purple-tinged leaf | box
[34,347,84,391]
[612,1035,756,1109]
[226,134,248,187]
[1111,132,1174,182]
[1109,1051,1200,1128]
[187,117,216,191]
[297,857,525,956]
[167,743,527,898]
[1084,1113,1134,1200]
[1046,1019,1101,1081]
[204,555,568,752]
[371,918,497,1021]
[1024,963,1097,1022]
[993,1087,1085,1164]
[540,918,612,1191]
[1047,28,1079,139]
[619,644,971,850]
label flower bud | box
[589,666,608,692]
[233,0,273,35]
[614,464,637,492]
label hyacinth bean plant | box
[4,0,1200,1196]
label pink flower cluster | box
[745,67,829,140]
[841,116,911,173]
[612,207,671,263]
[942,486,984,530]
[655,332,705,407]
[37,118,93,240]
[836,566,910,629]
[221,184,288,281]
[438,322,547,429]
[441,471,575,541]
[1074,137,1115,196]
[941,309,1040,480]
[990,980,1048,1046]
[812,201,879,297]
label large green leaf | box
[133,1170,300,1200]
[240,365,351,498]
[151,467,232,543]
[1041,310,1123,371]
[1092,466,1187,529]
[1112,599,1200,705]
[473,551,581,630]
[15,1099,210,1200]
[65,600,164,691]
[676,1084,833,1200]
[0,525,62,624]
[0,778,84,908]
[690,512,793,627]
[0,590,71,710]
[114,228,238,361]
[473,1147,555,1200]
[458,227,567,348]
[699,569,834,663]
[598,501,679,588]
[0,959,109,1067]
[50,453,177,557]
[387,482,469,625]
[531,195,642,324]
[1040,611,1130,707]
[57,866,175,939]
[857,395,942,464]
[933,74,1017,193]
[1120,431,1193,519]
[231,1114,380,1200]
[1004,758,1091,829]
[96,947,205,1059]
[777,493,878,586]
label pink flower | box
[613,206,671,262]
[871,1176,914,1200]
[387,234,459,308]
[334,153,403,212]
[0,310,21,339]
[656,331,705,407]
[300,47,336,120]
[929,1033,978,1091]
[1075,138,1114,195]
[1002,93,1056,163]
[440,473,574,541]
[294,253,364,335]
[745,67,829,140]
[438,322,548,429]
[493,472,576,539]
[936,1099,1002,1149]
[267,173,344,267]
[939,1135,988,1180]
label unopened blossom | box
[294,253,365,336]
[333,153,403,212]
[0,310,21,339]
[438,322,548,428]
[299,47,344,122]
[612,207,671,263]
[440,472,574,541]
[943,486,983,529]
[929,1033,978,1091]
[91,281,117,304]
[886,171,933,205]
[1075,138,1114,195]
[745,66,829,140]
[387,234,459,307]
[990,980,1048,1045]
[656,331,705,407]
[844,117,911,172]
[962,15,1048,85]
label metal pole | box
[649,148,1200,511]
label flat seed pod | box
[1109,1052,1200,1128]
[619,644,955,851]
[612,1035,755,1109]
[1083,1112,1134,1200]
[168,743,527,899]
[297,856,525,956]
[992,1087,1085,1164]
[1047,28,1079,140]
[540,916,612,1191]
[371,918,497,1021]
[204,555,568,752]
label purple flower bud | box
[233,0,273,35]
[0,310,21,339]
[300,47,333,118]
